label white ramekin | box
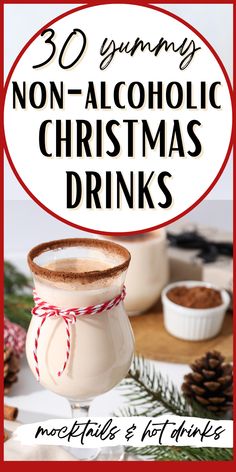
[161,280,230,341]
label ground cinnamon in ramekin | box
[167,285,223,309]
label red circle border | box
[3,1,234,236]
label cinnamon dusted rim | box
[27,238,131,284]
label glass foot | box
[128,310,145,317]
[64,445,124,461]
[97,445,124,461]
[64,446,100,461]
[67,401,124,460]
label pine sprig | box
[4,261,31,295]
[120,355,191,417]
[4,261,33,329]
[119,356,233,461]
[4,294,33,329]
[125,445,233,462]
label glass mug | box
[100,230,169,315]
[26,238,134,460]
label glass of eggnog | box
[26,238,134,460]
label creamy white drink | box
[26,240,134,401]
[103,230,169,315]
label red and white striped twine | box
[31,286,126,381]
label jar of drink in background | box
[102,230,169,315]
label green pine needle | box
[4,261,31,295]
[119,356,233,461]
[125,445,233,461]
[4,294,33,329]
[4,261,33,329]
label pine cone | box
[4,345,20,394]
[182,351,233,416]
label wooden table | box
[130,306,233,364]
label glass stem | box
[67,400,124,461]
[65,400,100,461]
[70,401,90,419]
